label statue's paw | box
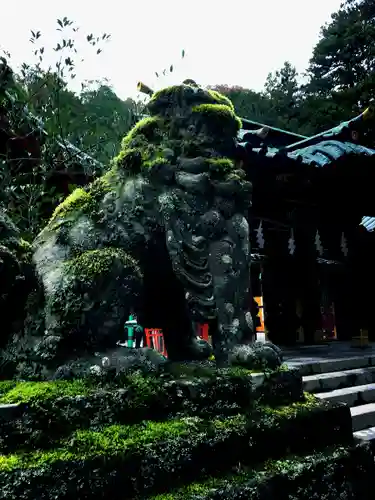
[229,341,283,371]
[34,335,62,361]
[185,337,214,361]
[52,347,168,381]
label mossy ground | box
[149,445,357,500]
[0,366,261,404]
[0,393,320,472]
[0,364,360,499]
[0,379,95,404]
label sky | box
[1,0,343,101]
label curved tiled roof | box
[285,108,372,152]
[286,140,375,167]
[361,217,375,232]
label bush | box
[0,368,303,452]
[0,397,354,499]
[151,444,374,500]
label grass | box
[0,365,266,404]
[262,392,319,417]
[0,416,232,472]
[0,379,96,404]
[150,445,350,499]
[0,394,322,473]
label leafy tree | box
[0,18,113,238]
[264,61,302,133]
[306,0,375,114]
[208,84,273,124]
[79,84,136,163]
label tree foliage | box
[213,0,375,137]
[1,0,375,239]
[264,61,302,133]
[307,0,375,108]
[0,18,138,238]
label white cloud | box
[1,0,343,100]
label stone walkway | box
[282,341,375,365]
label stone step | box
[0,403,21,422]
[286,355,375,376]
[303,367,375,393]
[353,426,375,443]
[353,427,375,459]
[351,403,375,432]
[315,383,375,407]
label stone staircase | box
[286,352,375,446]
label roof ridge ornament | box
[315,230,323,256]
[256,221,265,249]
[288,228,296,255]
[341,232,348,257]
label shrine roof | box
[285,107,372,152]
[238,118,307,148]
[361,217,375,232]
[285,140,375,168]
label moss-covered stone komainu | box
[23,81,282,374]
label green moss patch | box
[0,367,255,405]
[0,372,255,453]
[262,391,319,417]
[50,188,92,222]
[207,89,235,111]
[0,380,17,397]
[150,444,374,500]
[113,147,143,175]
[121,116,163,149]
[0,419,191,472]
[165,362,255,379]
[88,171,116,200]
[65,247,142,282]
[0,379,94,404]
[147,85,236,116]
[191,104,242,135]
[0,368,305,454]
[0,399,358,499]
[204,158,236,178]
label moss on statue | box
[191,104,242,135]
[121,116,164,149]
[51,188,93,221]
[205,158,236,178]
[143,157,171,170]
[65,247,142,283]
[88,171,116,200]
[148,84,236,116]
[113,147,143,175]
[207,89,235,111]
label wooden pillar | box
[294,215,321,345]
